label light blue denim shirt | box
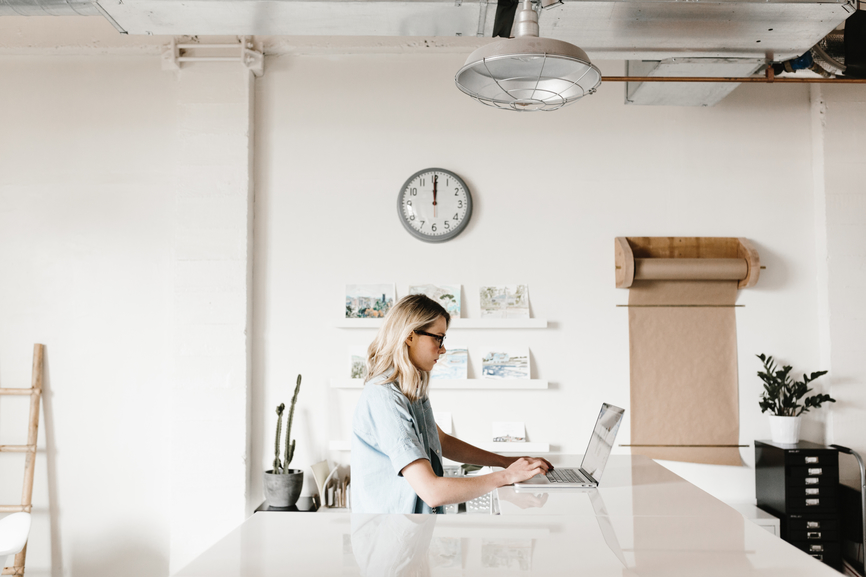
[351,370,444,514]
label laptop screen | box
[580,403,625,481]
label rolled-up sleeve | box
[360,384,428,476]
[383,392,429,476]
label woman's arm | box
[437,425,553,470]
[400,456,548,508]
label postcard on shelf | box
[481,348,530,379]
[431,347,468,380]
[434,412,453,435]
[479,285,530,319]
[409,283,461,318]
[492,422,526,443]
[345,284,395,318]
[349,346,367,379]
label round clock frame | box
[396,168,473,243]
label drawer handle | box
[810,544,824,553]
[805,477,819,485]
[811,554,824,561]
[805,456,819,464]
[807,532,822,539]
[806,498,820,506]
[808,468,823,475]
[805,488,820,496]
[807,521,821,529]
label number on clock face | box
[398,169,472,242]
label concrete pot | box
[768,415,801,444]
[263,469,304,508]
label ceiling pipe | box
[605,75,866,83]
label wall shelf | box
[330,378,548,390]
[328,440,549,453]
[336,318,547,329]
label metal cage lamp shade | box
[455,0,601,111]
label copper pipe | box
[603,75,866,83]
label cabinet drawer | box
[788,517,839,532]
[787,496,837,511]
[788,529,839,541]
[786,485,838,498]
[788,475,838,487]
[791,541,840,557]
[789,466,839,479]
[785,451,838,467]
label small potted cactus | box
[263,374,304,508]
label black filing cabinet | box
[755,440,841,571]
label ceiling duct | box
[0,0,98,16]
[625,58,765,106]
[812,30,847,76]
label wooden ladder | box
[1,345,44,577]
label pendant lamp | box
[455,0,601,111]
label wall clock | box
[397,168,473,243]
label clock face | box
[397,168,473,243]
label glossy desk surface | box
[177,455,839,576]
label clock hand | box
[432,174,438,218]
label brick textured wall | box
[169,63,254,574]
[814,84,866,485]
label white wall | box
[0,53,177,576]
[252,52,825,505]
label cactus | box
[273,403,285,472]
[271,375,302,474]
[282,374,302,472]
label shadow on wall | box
[831,389,866,488]
[42,352,168,577]
[800,416,826,445]
[745,240,787,292]
[41,353,64,577]
[44,354,168,577]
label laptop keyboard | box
[545,468,588,484]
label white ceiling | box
[0,0,855,61]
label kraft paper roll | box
[634,258,748,281]
[628,279,742,466]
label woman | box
[351,294,552,514]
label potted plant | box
[756,354,835,444]
[263,374,304,508]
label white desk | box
[177,455,840,576]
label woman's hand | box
[501,457,551,485]
[402,456,552,507]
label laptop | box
[514,403,625,489]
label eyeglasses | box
[414,329,446,348]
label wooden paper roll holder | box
[615,237,761,289]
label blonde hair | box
[366,294,450,402]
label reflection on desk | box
[254,496,319,513]
[500,454,737,518]
[177,455,840,577]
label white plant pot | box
[768,415,801,444]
